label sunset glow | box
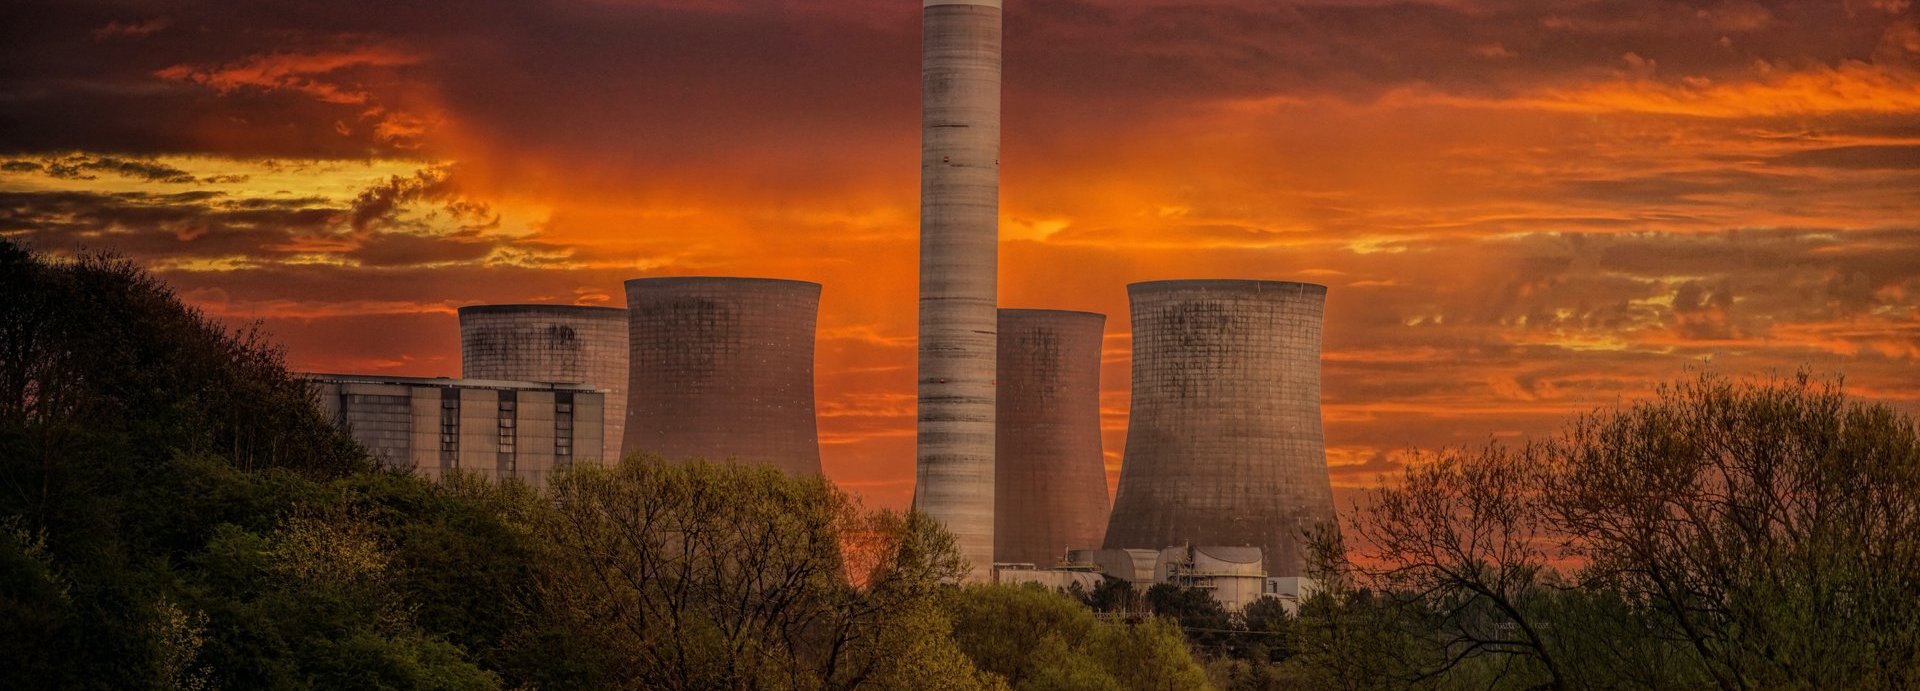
[5,0,1917,509]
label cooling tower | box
[916,0,1002,581]
[459,304,628,462]
[1104,280,1336,577]
[995,309,1110,567]
[622,277,822,475]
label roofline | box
[1128,279,1328,294]
[457,304,627,317]
[301,372,604,393]
[624,276,822,291]
[999,308,1107,321]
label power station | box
[1103,280,1337,577]
[994,309,1110,567]
[915,0,1004,583]
[308,0,1345,603]
[622,277,823,476]
[459,304,629,460]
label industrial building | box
[307,373,607,485]
[995,309,1110,567]
[996,545,1302,614]
[1104,280,1337,577]
[459,304,628,460]
[623,277,822,475]
[916,0,1005,582]
[1154,545,1270,612]
[1065,548,1162,584]
[995,564,1105,592]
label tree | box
[527,457,990,691]
[1349,443,1566,689]
[1237,597,1293,662]
[1546,372,1920,690]
[1278,524,1434,691]
[944,584,1208,691]
[1082,577,1142,615]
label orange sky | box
[3,0,1918,510]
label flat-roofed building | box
[307,373,606,485]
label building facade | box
[459,304,628,460]
[308,374,606,485]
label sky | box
[3,0,1918,510]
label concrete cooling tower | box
[622,277,822,475]
[916,0,1003,582]
[1103,280,1336,577]
[995,309,1111,567]
[459,304,628,462]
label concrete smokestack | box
[622,277,822,476]
[1104,280,1336,577]
[995,309,1110,567]
[915,0,1002,580]
[458,304,629,462]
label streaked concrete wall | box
[916,0,1003,583]
[459,304,629,460]
[1103,280,1336,577]
[622,277,822,475]
[995,309,1110,567]
[308,374,604,485]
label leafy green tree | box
[527,457,990,690]
[1547,372,1920,690]
[1348,443,1566,689]
[944,584,1208,691]
[0,241,492,689]
[1237,596,1293,663]
[1083,576,1143,614]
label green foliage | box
[1548,372,1920,689]
[1082,575,1144,614]
[944,584,1209,691]
[14,240,1920,691]
[526,457,992,690]
[0,240,1203,689]
[1276,372,1920,690]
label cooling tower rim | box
[999,307,1107,321]
[1128,279,1328,295]
[623,276,823,293]
[457,304,627,318]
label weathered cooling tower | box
[1104,280,1336,577]
[996,309,1110,567]
[622,277,822,475]
[916,0,1002,581]
[459,305,628,462]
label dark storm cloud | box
[4,0,1918,505]
[346,167,463,232]
[0,174,522,270]
[4,0,1913,162]
[23,154,199,183]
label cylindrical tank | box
[1104,280,1336,577]
[459,304,628,463]
[622,277,822,475]
[995,309,1110,567]
[916,0,1003,582]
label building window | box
[555,392,575,468]
[497,390,517,476]
[439,388,460,471]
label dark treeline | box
[1167,372,1920,690]
[4,239,1918,690]
[0,240,1206,690]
